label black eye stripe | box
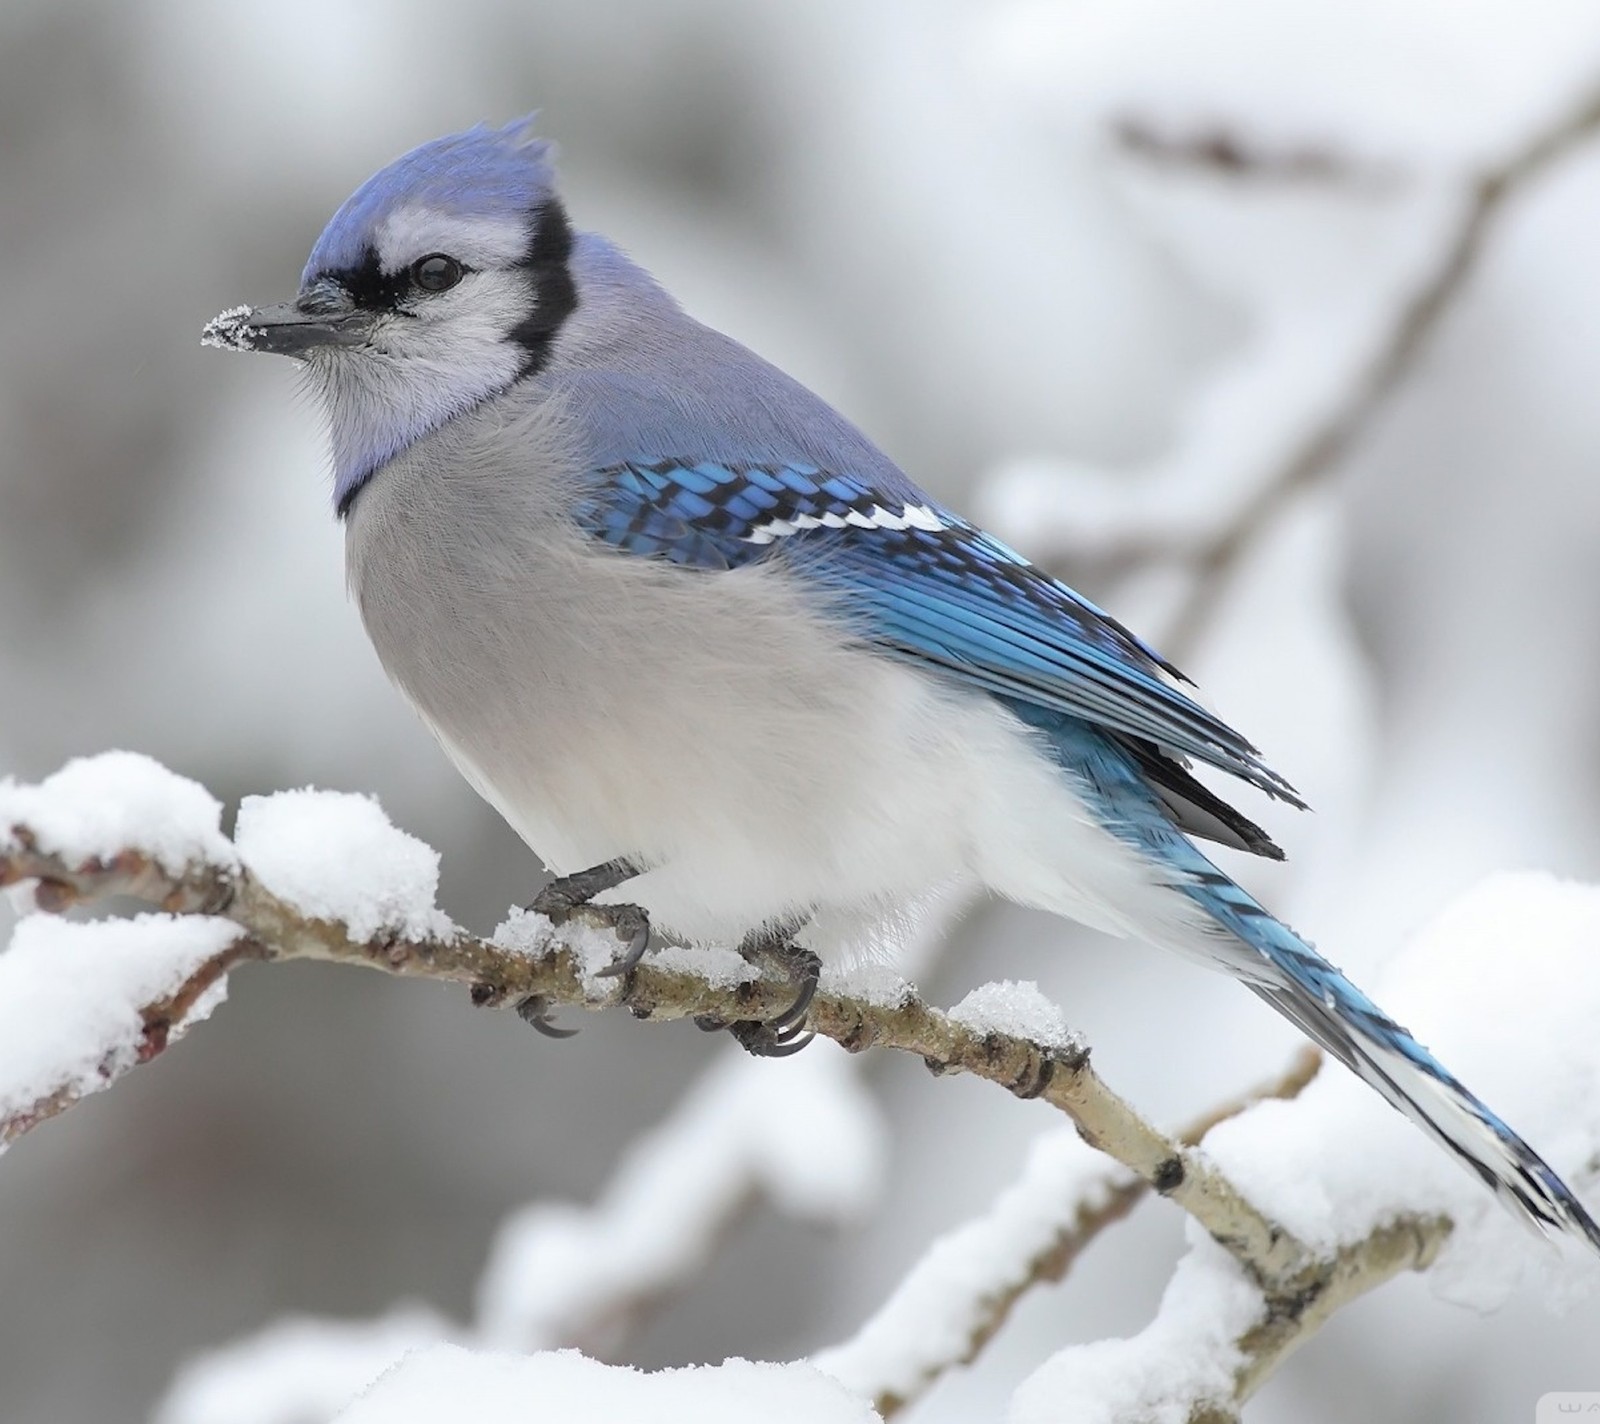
[317,247,471,308]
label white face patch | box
[305,264,536,503]
[742,502,945,546]
[375,205,531,274]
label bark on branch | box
[0,817,1323,1291]
[0,792,1470,1418]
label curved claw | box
[768,1030,815,1057]
[524,861,653,980]
[590,909,652,978]
[764,953,820,1032]
[727,1019,816,1057]
[516,994,580,1039]
[702,930,824,1058]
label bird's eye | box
[411,254,464,293]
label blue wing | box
[573,458,1302,808]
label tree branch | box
[1160,81,1600,652]
[0,903,260,1149]
[6,766,1582,1422]
[1223,1212,1451,1413]
[1090,82,1600,657]
[1113,117,1399,189]
[1008,1207,1452,1423]
[818,1048,1322,1417]
[0,790,1316,1294]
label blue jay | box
[206,116,1599,1253]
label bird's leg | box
[517,859,651,1035]
[529,857,640,917]
[697,918,821,1058]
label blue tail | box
[1181,844,1600,1253]
[1039,712,1600,1255]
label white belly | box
[345,417,1193,960]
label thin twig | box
[1114,117,1400,189]
[0,932,262,1148]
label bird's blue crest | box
[302,115,557,286]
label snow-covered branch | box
[814,1049,1321,1417]
[0,753,1313,1294]
[0,911,256,1148]
[5,756,1598,1423]
[475,1047,883,1355]
[1008,1221,1449,1424]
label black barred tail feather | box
[1048,721,1600,1255]
[1179,851,1600,1255]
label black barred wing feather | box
[573,458,1302,806]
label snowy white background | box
[3,0,1600,1419]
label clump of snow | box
[155,1309,454,1424]
[1200,872,1600,1306]
[643,938,756,989]
[335,1347,881,1424]
[201,305,261,352]
[489,905,558,958]
[826,961,915,1010]
[0,751,235,877]
[477,1048,883,1349]
[490,906,755,993]
[0,912,240,1137]
[1008,1236,1261,1424]
[948,979,1079,1051]
[816,1127,1132,1402]
[234,790,454,942]
[492,902,576,960]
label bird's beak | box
[202,294,370,358]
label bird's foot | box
[527,858,651,979]
[517,858,650,1036]
[697,924,820,1058]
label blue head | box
[302,116,561,286]
[218,116,579,512]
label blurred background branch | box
[1111,78,1600,656]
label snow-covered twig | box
[0,754,1310,1293]
[815,1049,1321,1417]
[335,1348,881,1424]
[815,1131,1143,1416]
[1010,1218,1449,1424]
[7,761,1596,1420]
[0,912,257,1148]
